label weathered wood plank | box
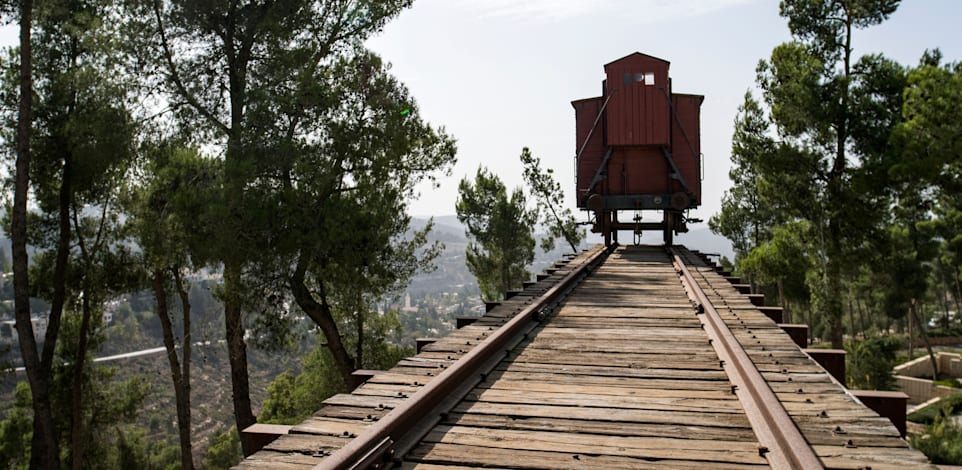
[484,370,730,391]
[442,412,757,442]
[418,425,768,465]
[263,434,350,453]
[496,360,730,380]
[289,417,369,437]
[234,450,321,469]
[480,378,735,399]
[406,442,769,470]
[452,401,753,429]
[465,388,744,414]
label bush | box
[204,428,241,470]
[846,336,903,390]
[911,413,962,465]
[909,393,962,424]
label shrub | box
[911,412,962,465]
[845,336,903,390]
[909,393,962,424]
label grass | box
[934,379,962,388]
[908,392,962,424]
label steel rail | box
[672,249,824,470]
[313,245,612,470]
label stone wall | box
[894,352,962,379]
[893,352,962,404]
[895,375,957,405]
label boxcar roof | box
[604,51,670,68]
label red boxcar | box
[573,52,703,244]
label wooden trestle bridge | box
[235,245,934,469]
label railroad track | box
[237,245,933,470]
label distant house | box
[0,314,48,344]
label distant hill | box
[413,215,734,258]
[565,223,734,260]
[409,216,467,245]
[677,225,735,260]
[405,216,734,300]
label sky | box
[0,1,957,240]
[365,0,962,228]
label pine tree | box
[456,167,536,302]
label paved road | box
[11,341,219,373]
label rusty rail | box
[672,249,823,470]
[314,245,611,470]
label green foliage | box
[898,55,962,316]
[0,382,33,470]
[845,335,902,390]
[709,92,777,260]
[132,0,451,446]
[457,166,536,302]
[908,393,962,425]
[0,366,150,470]
[261,318,412,425]
[115,429,149,470]
[343,309,412,371]
[0,1,142,465]
[933,379,962,389]
[125,142,220,272]
[740,221,812,302]
[519,147,584,253]
[115,429,180,470]
[204,428,242,470]
[259,348,346,425]
[42,311,151,468]
[138,0,456,314]
[725,0,909,347]
[870,224,936,320]
[911,412,962,465]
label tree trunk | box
[356,307,363,370]
[290,257,355,387]
[938,261,950,328]
[174,270,194,470]
[70,206,97,470]
[777,280,788,323]
[908,310,914,360]
[824,14,852,351]
[910,302,938,382]
[12,2,61,467]
[952,273,962,327]
[547,204,578,254]
[70,276,93,470]
[824,210,845,348]
[856,296,868,337]
[223,260,256,456]
[154,269,196,470]
[847,298,856,341]
[827,264,844,348]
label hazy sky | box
[0,1,957,234]
[365,0,962,227]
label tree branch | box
[152,0,229,134]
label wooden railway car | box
[574,52,703,245]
